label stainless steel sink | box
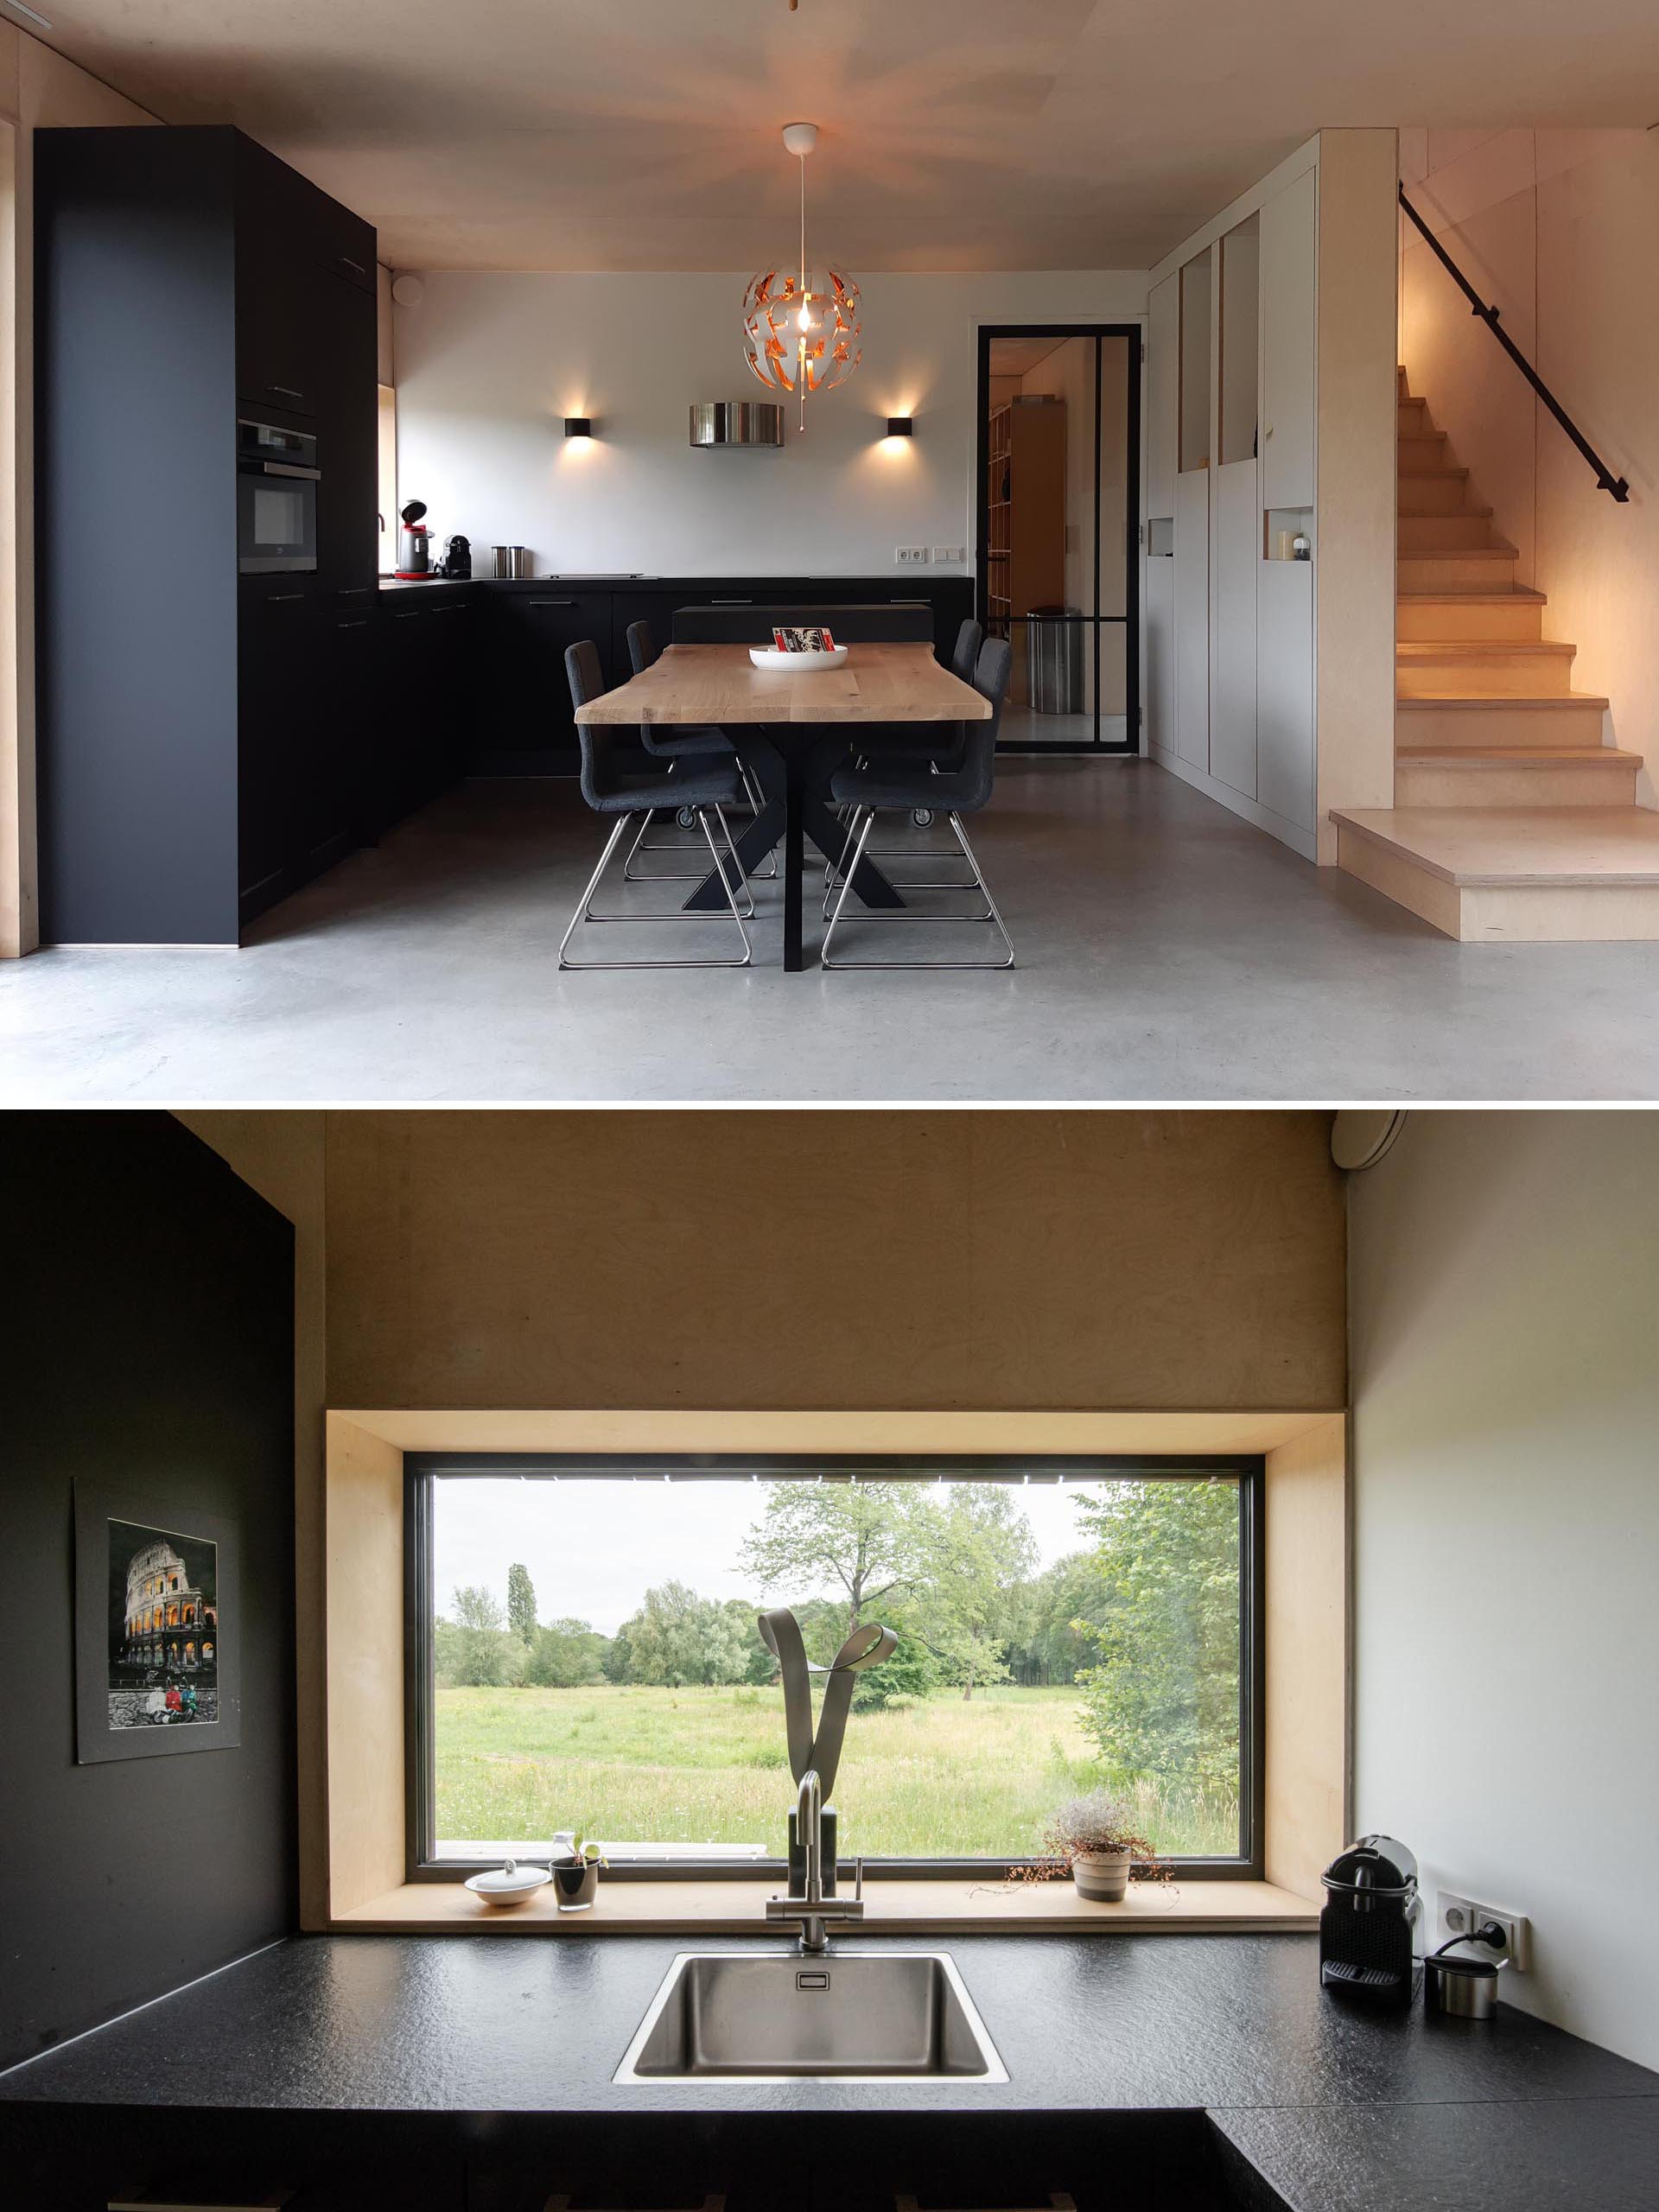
[613,1949,1008,2083]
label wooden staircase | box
[1330,369,1659,940]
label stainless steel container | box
[491,544,512,579]
[1425,1953,1499,2019]
[1028,607,1084,715]
[689,401,785,449]
[508,544,532,578]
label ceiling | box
[26,0,1659,270]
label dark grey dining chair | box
[620,620,773,882]
[820,636,1014,971]
[559,640,753,969]
[826,613,987,879]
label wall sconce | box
[564,416,594,439]
[885,416,914,438]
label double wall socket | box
[895,545,930,564]
[1440,1891,1531,1970]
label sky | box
[433,1477,1109,1637]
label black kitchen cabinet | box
[36,124,382,942]
[479,588,613,773]
[315,270,380,590]
[378,594,476,830]
[238,587,317,917]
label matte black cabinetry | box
[36,124,381,943]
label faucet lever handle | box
[854,1855,864,1902]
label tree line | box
[435,1477,1242,1792]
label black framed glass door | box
[976,324,1141,753]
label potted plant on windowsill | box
[550,1830,607,1912]
[1020,1789,1166,1904]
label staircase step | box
[1398,549,1520,590]
[1398,468,1477,513]
[1331,805,1659,941]
[1396,590,1547,642]
[1399,512,1504,550]
[1395,747,1640,808]
[1397,639,1577,697]
[1397,429,1448,467]
[1396,695,1610,748]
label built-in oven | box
[237,417,320,573]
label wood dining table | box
[573,640,992,970]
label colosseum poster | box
[74,1485,240,1763]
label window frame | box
[404,1452,1265,1884]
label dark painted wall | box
[0,1114,296,2072]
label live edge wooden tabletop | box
[573,640,993,727]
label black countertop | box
[3,1935,1656,2209]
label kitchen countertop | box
[373,575,950,593]
[3,1933,1656,2208]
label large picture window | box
[405,1456,1262,1878]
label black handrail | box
[1398,183,1629,503]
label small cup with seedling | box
[550,1831,607,1911]
[1022,1789,1166,1904]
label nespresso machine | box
[1319,1834,1422,2007]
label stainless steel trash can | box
[1027,606,1084,715]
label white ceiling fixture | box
[741,122,861,433]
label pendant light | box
[741,122,862,432]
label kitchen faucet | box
[757,1607,894,1956]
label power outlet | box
[1440,1891,1531,1971]
[895,545,930,564]
[932,545,965,565]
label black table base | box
[682,729,904,971]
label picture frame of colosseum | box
[73,1484,241,1764]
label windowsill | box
[327,1876,1317,1936]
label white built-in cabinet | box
[1260,167,1317,509]
[1143,150,1318,853]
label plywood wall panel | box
[1264,1413,1348,1901]
[324,1413,405,1921]
[323,1110,1345,1414]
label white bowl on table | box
[747,645,849,673]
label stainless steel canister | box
[491,545,512,579]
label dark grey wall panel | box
[0,1113,296,2070]
[36,129,241,944]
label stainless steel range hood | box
[690,402,785,449]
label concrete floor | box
[6,759,1659,1102]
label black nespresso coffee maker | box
[1319,1834,1423,2007]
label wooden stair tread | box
[1396,746,1638,765]
[1398,464,1469,479]
[1395,690,1609,710]
[1397,639,1574,657]
[1399,504,1495,518]
[1397,544,1519,561]
[1396,588,1547,604]
[1329,806,1659,886]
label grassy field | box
[434,1682,1238,1859]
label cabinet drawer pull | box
[270,385,303,400]
[264,593,305,603]
[710,596,753,604]
[338,585,372,596]
[340,256,367,276]
[530,597,578,607]
[336,619,369,629]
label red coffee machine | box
[396,499,431,579]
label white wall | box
[391,270,1145,578]
[1350,1110,1659,2070]
[1399,128,1659,806]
